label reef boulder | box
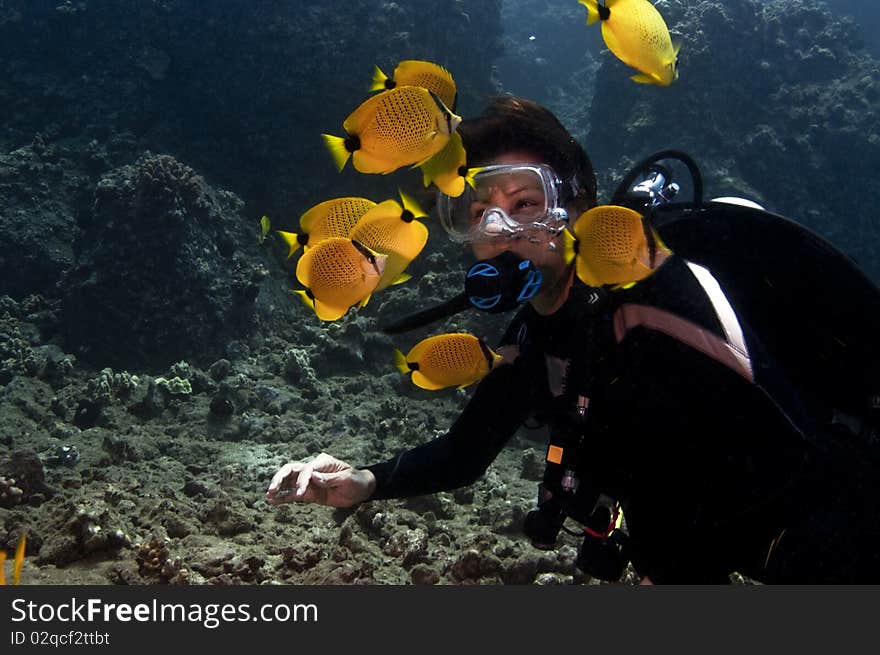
[61,154,269,371]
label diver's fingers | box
[294,463,316,498]
[266,461,306,503]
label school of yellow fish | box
[260,2,680,389]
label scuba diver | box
[266,96,880,584]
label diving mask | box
[438,163,574,243]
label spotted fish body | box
[295,237,387,321]
[324,85,461,174]
[394,333,502,390]
[579,0,679,86]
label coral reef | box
[60,154,270,370]
[0,138,90,300]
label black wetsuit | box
[366,256,880,583]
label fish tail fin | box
[463,165,484,190]
[393,349,411,375]
[322,133,352,172]
[277,230,304,258]
[398,188,427,219]
[293,289,315,312]
[560,228,578,265]
[12,533,26,585]
[370,65,390,92]
[579,0,601,25]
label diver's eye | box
[515,199,538,210]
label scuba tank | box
[616,150,880,465]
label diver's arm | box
[364,360,534,499]
[266,361,533,507]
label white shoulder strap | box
[685,261,753,382]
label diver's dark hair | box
[458,95,597,212]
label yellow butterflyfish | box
[394,333,502,390]
[278,197,377,258]
[371,59,457,111]
[579,0,680,86]
[323,85,461,174]
[294,238,387,321]
[348,189,428,292]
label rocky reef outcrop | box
[0,1,502,302]
[60,154,269,371]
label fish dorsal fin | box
[419,131,468,194]
[357,198,404,227]
[560,228,578,266]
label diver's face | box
[469,152,572,281]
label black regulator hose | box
[380,294,471,335]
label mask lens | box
[438,164,561,242]
[472,169,548,224]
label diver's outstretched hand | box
[265,453,376,508]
